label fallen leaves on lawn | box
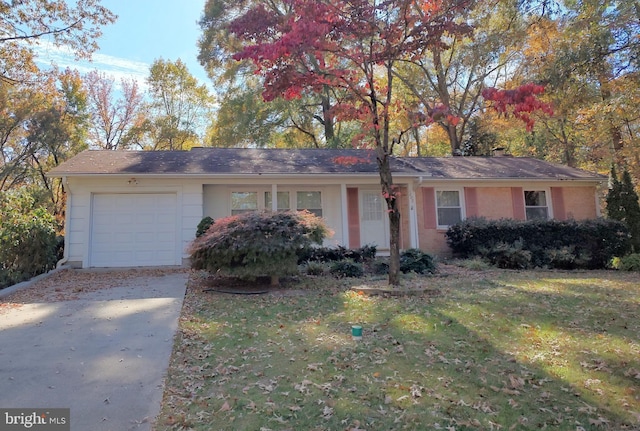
[154,267,640,431]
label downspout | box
[413,176,426,249]
[56,176,71,268]
[408,181,418,248]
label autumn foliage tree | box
[229,0,470,285]
[482,83,553,132]
[0,0,116,83]
[85,71,143,150]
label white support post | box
[271,183,278,211]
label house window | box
[265,191,290,211]
[297,191,322,217]
[436,190,462,227]
[524,190,549,220]
[231,191,258,215]
[362,191,384,221]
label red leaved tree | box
[482,83,554,132]
[230,0,471,286]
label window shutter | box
[346,188,360,248]
[511,187,526,220]
[464,187,478,218]
[551,187,566,220]
[422,187,437,229]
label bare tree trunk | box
[411,127,422,156]
[445,123,460,155]
[377,152,401,286]
[320,88,337,148]
[597,71,624,153]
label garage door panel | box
[135,232,154,243]
[116,214,135,224]
[156,213,175,224]
[93,213,114,226]
[90,193,178,267]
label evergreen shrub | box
[298,244,377,263]
[446,217,630,269]
[0,191,59,288]
[195,216,214,237]
[329,260,364,278]
[612,253,640,271]
[399,248,436,274]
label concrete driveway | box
[0,268,188,431]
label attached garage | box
[90,193,179,267]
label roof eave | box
[46,171,605,183]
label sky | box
[34,0,210,88]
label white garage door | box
[90,193,178,267]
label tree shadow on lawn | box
[156,273,639,431]
[434,270,640,428]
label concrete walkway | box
[0,271,188,431]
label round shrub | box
[329,260,364,278]
[614,253,640,271]
[372,259,390,275]
[189,211,329,283]
[399,248,436,274]
[195,216,214,237]
[303,261,326,276]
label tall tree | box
[230,0,470,286]
[0,0,116,82]
[607,166,640,252]
[137,59,214,150]
[199,0,353,148]
[84,71,143,150]
[396,0,530,154]
[26,69,88,216]
[526,1,640,166]
[0,69,88,215]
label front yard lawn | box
[154,266,640,431]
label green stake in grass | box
[351,325,363,340]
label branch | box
[0,19,83,43]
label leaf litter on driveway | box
[0,267,188,307]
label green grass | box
[154,268,640,431]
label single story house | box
[47,148,605,268]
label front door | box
[359,190,389,249]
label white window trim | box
[228,187,324,215]
[230,190,261,215]
[265,190,291,211]
[435,188,465,229]
[523,188,553,220]
[295,190,323,216]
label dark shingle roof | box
[395,156,603,180]
[47,148,604,181]
[48,148,381,175]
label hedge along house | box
[47,148,605,268]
